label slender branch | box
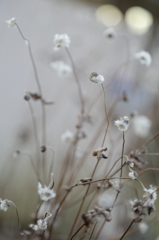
[143,130,159,147]
[89,222,97,240]
[65,47,84,114]
[15,23,46,172]
[119,219,135,240]
[101,83,109,147]
[69,224,85,240]
[68,160,100,239]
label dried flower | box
[129,149,147,170]
[134,51,152,67]
[0,199,11,212]
[61,130,74,142]
[143,185,157,214]
[89,72,105,84]
[128,171,138,180]
[130,199,145,222]
[103,28,116,39]
[78,177,92,184]
[93,147,107,160]
[133,115,152,138]
[54,34,70,50]
[114,116,129,131]
[38,173,56,201]
[6,17,16,27]
[50,61,72,77]
[29,224,39,231]
[29,212,52,231]
[138,222,148,234]
[82,206,112,233]
[125,155,134,168]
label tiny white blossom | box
[30,212,52,231]
[143,185,157,208]
[29,224,39,231]
[133,115,151,138]
[54,34,70,50]
[134,51,152,67]
[0,199,11,212]
[37,219,47,230]
[103,28,116,39]
[128,171,138,180]
[114,116,129,131]
[6,17,16,27]
[50,61,72,77]
[89,72,105,84]
[138,222,148,234]
[38,174,55,201]
[61,130,74,142]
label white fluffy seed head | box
[128,171,138,180]
[114,116,129,131]
[133,115,151,138]
[134,51,152,67]
[89,72,105,84]
[0,199,11,212]
[103,28,116,39]
[50,61,72,77]
[37,183,56,201]
[6,17,16,27]
[54,34,70,50]
[61,130,74,142]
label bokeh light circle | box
[125,6,153,34]
[96,5,123,26]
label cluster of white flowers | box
[54,34,70,50]
[143,185,157,210]
[6,17,16,27]
[0,199,11,212]
[89,72,105,84]
[38,173,56,201]
[50,61,72,77]
[134,51,152,67]
[61,130,74,142]
[133,115,152,138]
[114,116,129,131]
[29,212,52,231]
[103,28,116,39]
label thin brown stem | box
[65,47,84,114]
[68,160,100,239]
[69,224,85,240]
[119,219,135,240]
[101,84,109,147]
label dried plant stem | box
[28,101,41,176]
[47,146,55,181]
[101,83,109,147]
[95,220,106,239]
[120,131,125,181]
[89,221,97,240]
[68,160,100,239]
[119,219,135,240]
[65,47,85,114]
[69,224,85,240]
[143,130,159,147]
[15,23,46,175]
[10,201,21,230]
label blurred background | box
[1,0,159,239]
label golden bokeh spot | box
[96,5,123,26]
[125,7,153,34]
